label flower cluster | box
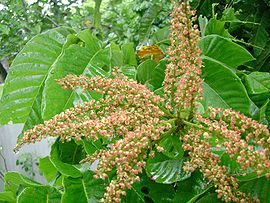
[15,1,270,203]
[16,69,171,202]
[163,2,203,116]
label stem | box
[183,120,209,131]
[157,103,176,118]
[0,151,8,171]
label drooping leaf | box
[0,28,75,133]
[49,140,83,178]
[62,171,106,203]
[198,15,208,37]
[17,187,61,203]
[146,153,190,184]
[0,84,3,99]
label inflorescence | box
[15,1,269,202]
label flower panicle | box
[163,1,203,113]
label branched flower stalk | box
[15,1,269,203]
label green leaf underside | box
[0,28,74,129]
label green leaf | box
[0,28,74,132]
[125,173,175,203]
[4,172,42,194]
[62,171,106,203]
[122,42,137,66]
[17,187,61,203]
[136,59,158,84]
[199,35,254,69]
[49,140,83,178]
[159,134,184,160]
[38,156,58,183]
[245,72,270,94]
[239,176,270,203]
[199,35,257,116]
[173,171,211,203]
[205,19,233,38]
[0,191,16,203]
[146,153,190,184]
[147,59,168,90]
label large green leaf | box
[62,171,106,203]
[0,28,74,131]
[49,140,83,178]
[17,187,61,203]
[125,173,175,203]
[41,30,104,120]
[146,153,190,184]
[199,35,257,116]
[199,35,254,69]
